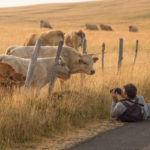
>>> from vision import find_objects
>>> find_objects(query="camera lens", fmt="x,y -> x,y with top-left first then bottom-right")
115,88 -> 122,94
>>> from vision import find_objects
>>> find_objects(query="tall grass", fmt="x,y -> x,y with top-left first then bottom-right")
0,0 -> 150,148
0,28 -> 150,149
0,55 -> 150,149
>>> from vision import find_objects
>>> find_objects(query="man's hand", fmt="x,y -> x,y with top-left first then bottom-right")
111,91 -> 118,103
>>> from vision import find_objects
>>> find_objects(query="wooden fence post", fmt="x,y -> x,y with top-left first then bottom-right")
133,40 -> 138,65
82,39 -> 87,54
101,42 -> 105,72
48,40 -> 64,97
117,38 -> 123,71
80,39 -> 87,88
25,39 -> 41,88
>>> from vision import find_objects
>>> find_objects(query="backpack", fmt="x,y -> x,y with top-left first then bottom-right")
117,98 -> 144,122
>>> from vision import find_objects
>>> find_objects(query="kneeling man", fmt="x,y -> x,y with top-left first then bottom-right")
110,83 -> 150,122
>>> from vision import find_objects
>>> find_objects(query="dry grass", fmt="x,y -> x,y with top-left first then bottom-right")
0,0 -> 150,149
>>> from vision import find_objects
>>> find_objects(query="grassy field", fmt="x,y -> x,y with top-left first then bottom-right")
0,0 -> 150,149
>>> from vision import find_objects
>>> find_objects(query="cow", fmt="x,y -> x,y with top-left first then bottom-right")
26,30 -> 64,46
0,74 -> 16,89
0,55 -> 70,95
6,46 -> 99,90
129,26 -> 138,32
40,20 -> 52,29
85,24 -> 98,30
64,30 -> 85,51
0,62 -> 26,93
0,62 -> 25,84
100,24 -> 113,31
0,73 -> 25,97
6,46 -> 98,75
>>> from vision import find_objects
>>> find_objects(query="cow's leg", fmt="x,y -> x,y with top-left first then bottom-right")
60,79 -> 65,91
80,73 -> 85,88
35,87 -> 41,98
35,81 -> 46,98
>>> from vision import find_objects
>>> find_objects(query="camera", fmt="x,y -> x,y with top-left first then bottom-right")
110,88 -> 122,95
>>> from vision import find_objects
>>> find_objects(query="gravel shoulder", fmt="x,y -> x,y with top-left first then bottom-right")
10,120 -> 123,150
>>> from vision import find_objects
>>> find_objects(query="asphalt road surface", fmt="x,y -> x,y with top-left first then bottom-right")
66,119 -> 150,150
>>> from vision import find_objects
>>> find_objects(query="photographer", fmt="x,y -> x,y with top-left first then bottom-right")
110,83 -> 150,122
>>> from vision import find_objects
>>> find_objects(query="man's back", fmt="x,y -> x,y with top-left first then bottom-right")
111,96 -> 150,120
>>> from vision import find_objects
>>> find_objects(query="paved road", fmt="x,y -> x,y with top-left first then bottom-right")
66,119 -> 150,150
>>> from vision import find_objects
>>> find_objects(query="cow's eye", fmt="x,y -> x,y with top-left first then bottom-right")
9,76 -> 13,80
82,62 -> 87,65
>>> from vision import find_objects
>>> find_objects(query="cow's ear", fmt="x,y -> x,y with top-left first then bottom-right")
79,58 -> 84,64
93,57 -> 99,63
79,59 -> 87,65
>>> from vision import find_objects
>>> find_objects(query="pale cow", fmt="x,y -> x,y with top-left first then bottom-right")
6,46 -> 99,75
40,20 -> 52,29
26,30 -> 64,46
64,30 -> 85,51
85,24 -> 99,30
0,55 -> 70,95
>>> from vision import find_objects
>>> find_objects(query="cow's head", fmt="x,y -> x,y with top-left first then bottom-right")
76,30 -> 86,47
70,54 -> 98,75
77,30 -> 85,39
56,56 -> 70,80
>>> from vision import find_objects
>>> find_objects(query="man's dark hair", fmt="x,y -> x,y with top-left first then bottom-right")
123,83 -> 137,99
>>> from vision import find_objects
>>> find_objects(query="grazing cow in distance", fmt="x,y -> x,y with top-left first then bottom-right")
85,24 -> 99,30
0,55 -> 70,95
64,30 -> 85,51
100,24 -> 113,31
40,20 -> 52,29
129,26 -> 138,32
26,30 -> 64,46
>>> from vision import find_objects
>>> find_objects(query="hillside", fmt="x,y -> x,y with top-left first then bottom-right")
0,0 -> 150,30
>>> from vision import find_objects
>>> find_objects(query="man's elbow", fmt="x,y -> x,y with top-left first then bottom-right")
110,113 -> 117,118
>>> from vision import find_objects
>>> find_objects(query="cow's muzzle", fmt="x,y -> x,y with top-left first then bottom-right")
90,70 -> 95,75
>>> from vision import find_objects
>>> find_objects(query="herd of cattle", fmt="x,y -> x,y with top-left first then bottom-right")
0,29 -> 99,95
40,20 -> 139,32
1,19 -> 139,95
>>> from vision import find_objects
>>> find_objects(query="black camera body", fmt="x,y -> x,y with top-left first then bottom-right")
110,88 -> 122,95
